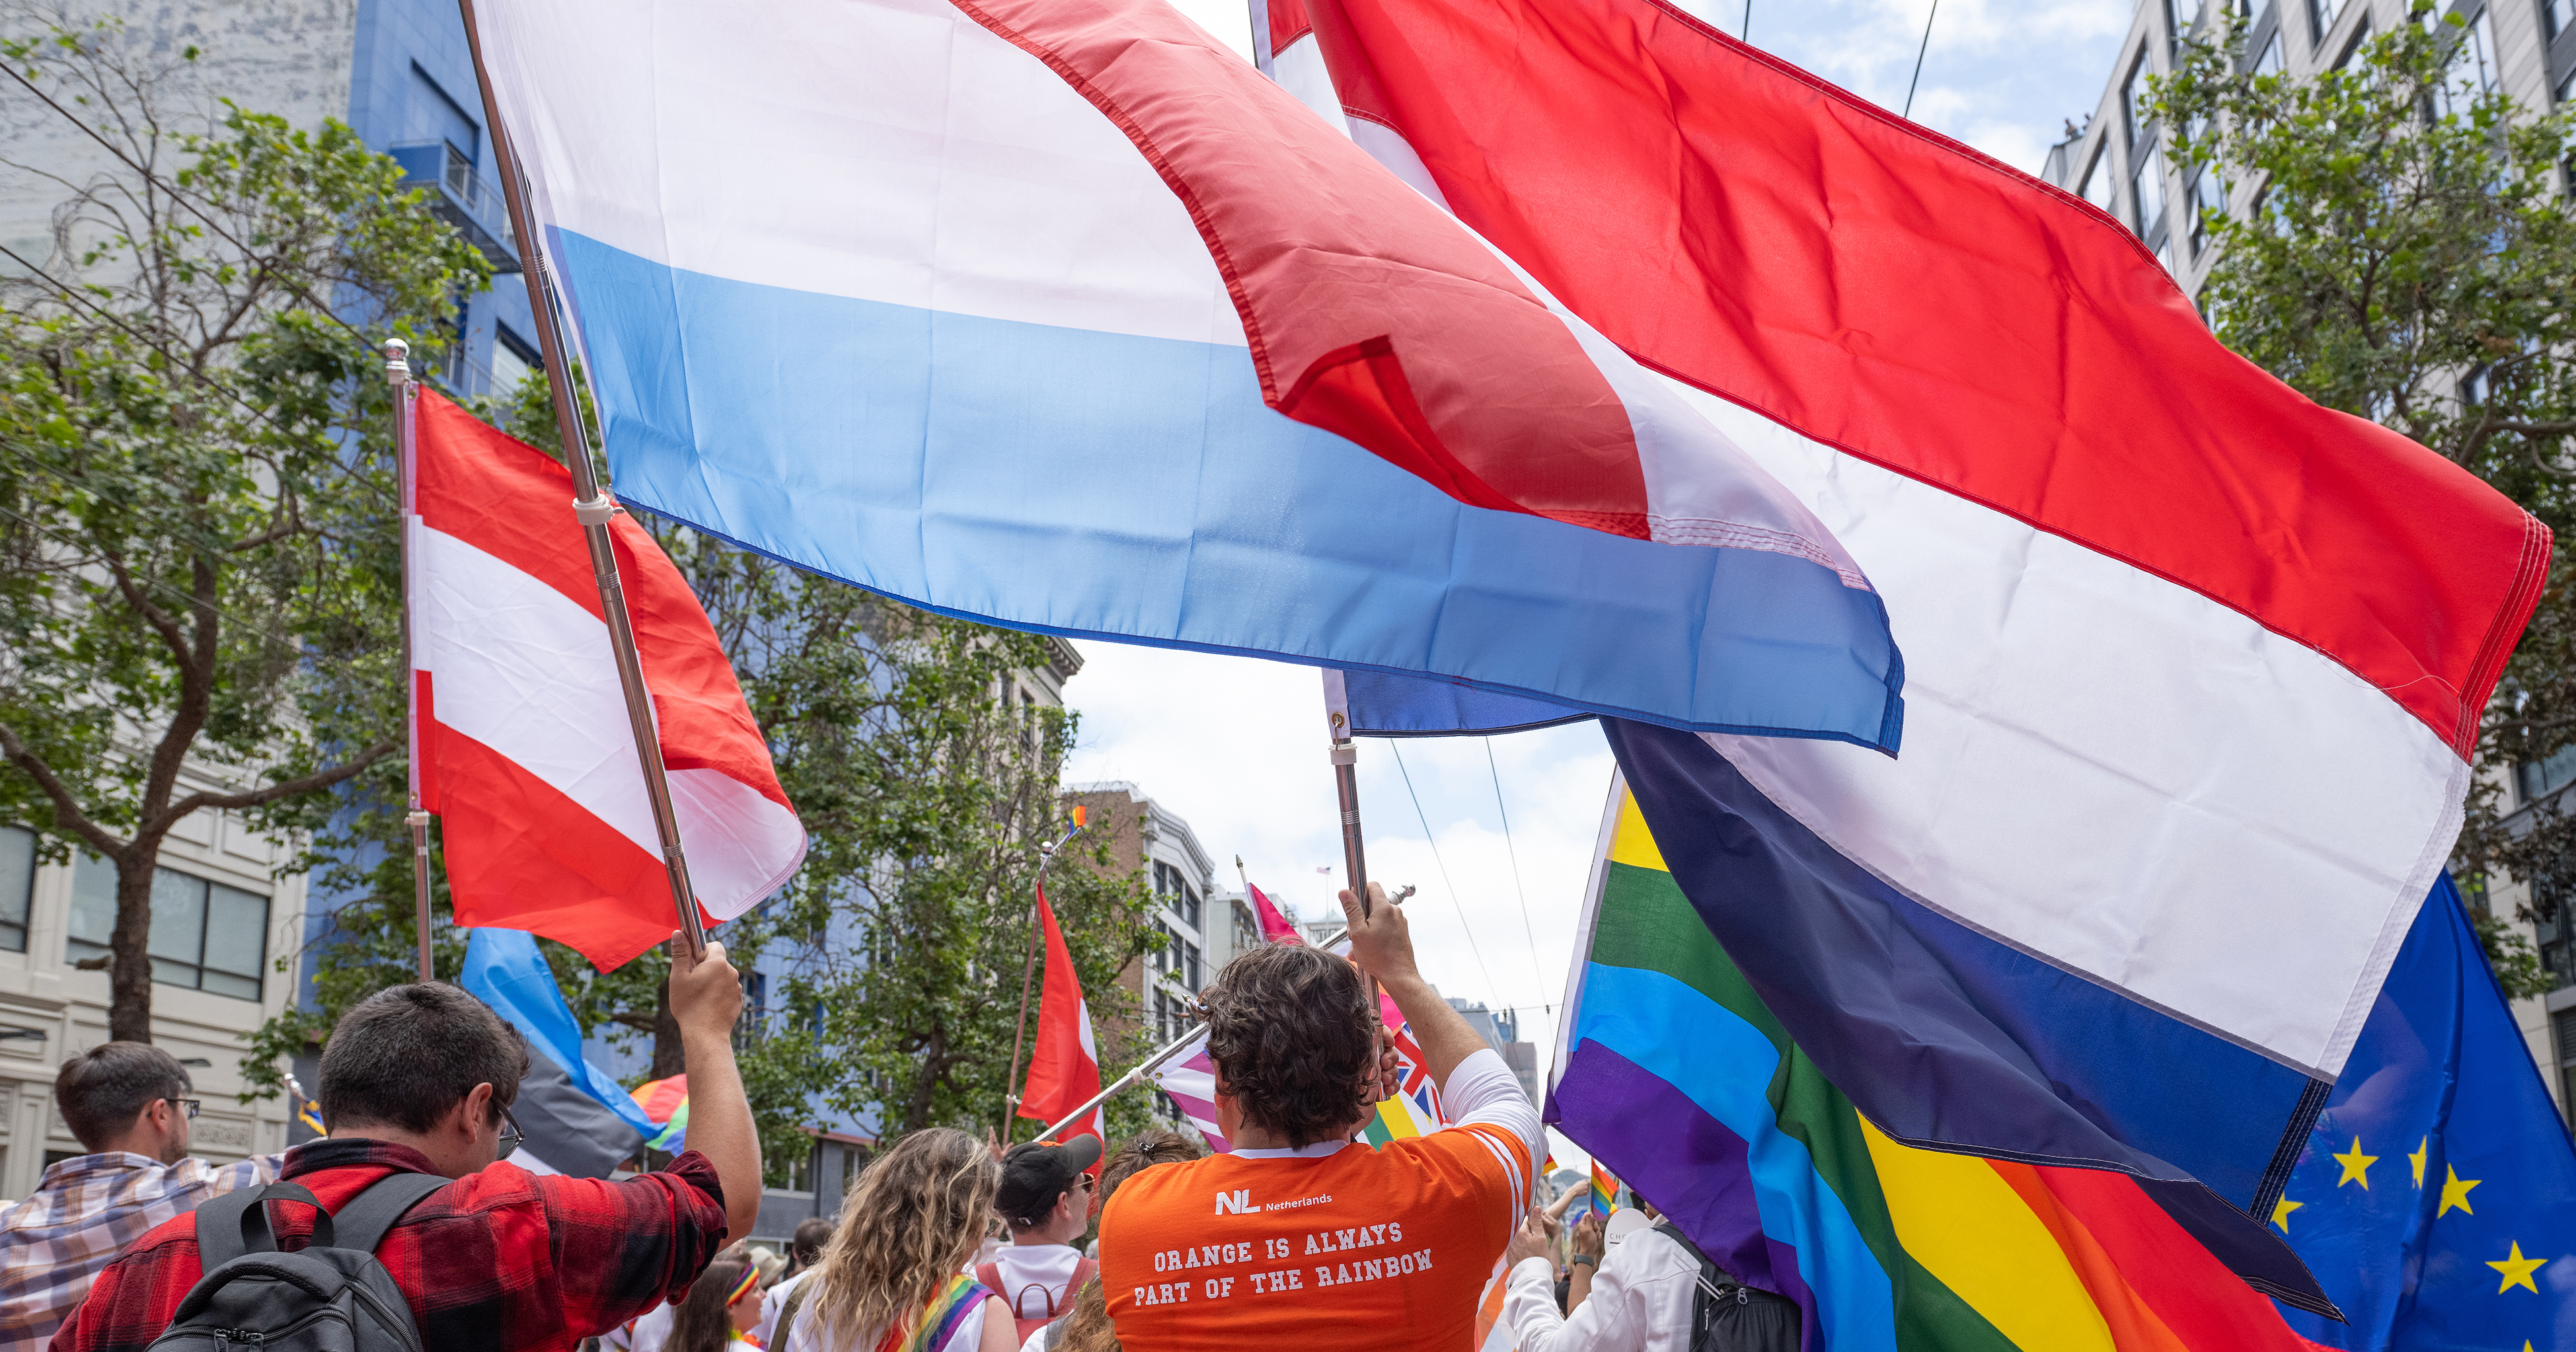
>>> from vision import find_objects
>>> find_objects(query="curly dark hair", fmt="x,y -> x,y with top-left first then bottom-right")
1202,943 -> 1375,1148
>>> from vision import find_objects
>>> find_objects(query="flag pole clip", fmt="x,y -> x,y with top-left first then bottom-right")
572,493 -> 619,527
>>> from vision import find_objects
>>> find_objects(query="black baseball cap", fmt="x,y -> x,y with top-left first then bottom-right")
995,1135 -> 1104,1227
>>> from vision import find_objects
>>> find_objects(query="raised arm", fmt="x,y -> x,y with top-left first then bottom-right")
668,935 -> 761,1242
1342,882 -> 1490,1086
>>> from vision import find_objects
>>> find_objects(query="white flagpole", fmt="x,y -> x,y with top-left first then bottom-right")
451,0 -> 710,959
389,338 -> 434,983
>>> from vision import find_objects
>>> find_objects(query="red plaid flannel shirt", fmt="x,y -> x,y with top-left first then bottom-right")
49,1139 -> 728,1352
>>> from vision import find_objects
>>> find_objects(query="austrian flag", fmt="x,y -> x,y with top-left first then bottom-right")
402,389 -> 806,970
1019,884 -> 1104,1148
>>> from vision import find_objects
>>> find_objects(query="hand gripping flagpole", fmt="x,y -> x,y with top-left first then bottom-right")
389,338 -> 434,983
1002,810 -> 1087,1145
454,0 -> 710,959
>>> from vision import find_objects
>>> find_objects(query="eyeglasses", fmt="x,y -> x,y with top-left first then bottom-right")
1073,1175 -> 1094,1192
169,1098 -> 200,1120
496,1106 -> 523,1154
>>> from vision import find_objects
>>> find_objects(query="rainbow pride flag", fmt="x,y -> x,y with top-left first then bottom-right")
630,1073 -> 689,1152
1550,784 -> 2340,1350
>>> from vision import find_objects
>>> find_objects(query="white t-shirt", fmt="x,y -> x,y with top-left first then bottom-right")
754,1269 -> 814,1348
785,1300 -> 989,1352
603,1301 -> 674,1352
985,1244 -> 1084,1322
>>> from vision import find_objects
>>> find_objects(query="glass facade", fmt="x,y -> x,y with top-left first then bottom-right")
68,854 -> 267,1000
0,825 -> 30,953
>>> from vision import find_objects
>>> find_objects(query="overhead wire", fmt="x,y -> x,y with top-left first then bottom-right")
1904,0 -> 1940,119
2,61 -> 381,351
1484,737 -> 1552,995
1387,739 -> 1504,1013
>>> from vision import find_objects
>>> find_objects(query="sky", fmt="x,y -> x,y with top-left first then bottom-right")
1059,0 -> 2139,1170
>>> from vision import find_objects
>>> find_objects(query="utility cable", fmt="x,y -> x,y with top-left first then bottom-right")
2,62 -> 379,350
1484,738 -> 1551,995
1388,739 -> 1504,1012
0,240 -> 301,437
1905,0 -> 1940,118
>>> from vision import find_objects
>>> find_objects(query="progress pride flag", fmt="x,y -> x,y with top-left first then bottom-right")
1263,0 -> 2549,1310
404,389 -> 806,969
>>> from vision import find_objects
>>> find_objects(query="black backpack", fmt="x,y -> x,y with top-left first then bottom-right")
1650,1221 -> 1802,1352
149,1174 -> 448,1352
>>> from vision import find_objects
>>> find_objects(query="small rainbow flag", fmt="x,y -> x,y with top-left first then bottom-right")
1589,1161 -> 1619,1218
630,1073 -> 689,1151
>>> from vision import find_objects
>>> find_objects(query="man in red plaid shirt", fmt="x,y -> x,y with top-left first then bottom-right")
52,936 -> 761,1352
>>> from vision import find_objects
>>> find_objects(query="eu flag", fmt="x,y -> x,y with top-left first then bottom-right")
2275,875 -> 2575,1350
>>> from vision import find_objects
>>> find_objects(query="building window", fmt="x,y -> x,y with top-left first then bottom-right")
2191,169 -> 2228,251
1151,861 -> 1202,931
67,855 -> 268,1000
2163,0 -> 2183,53
2254,30 -> 2284,75
2522,745 -> 2576,804
490,326 -> 539,398
2134,145 -> 2168,237
2550,0 -> 2573,40
2540,885 -> 2576,991
765,1139 -> 814,1193
2556,1010 -> 2576,1124
0,825 -> 31,953
2080,147 -> 2117,213
1182,940 -> 1203,992
2123,52 -> 2153,145
2310,0 -> 2339,45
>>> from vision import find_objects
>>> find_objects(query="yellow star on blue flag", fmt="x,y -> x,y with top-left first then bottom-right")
2270,877 -> 2575,1350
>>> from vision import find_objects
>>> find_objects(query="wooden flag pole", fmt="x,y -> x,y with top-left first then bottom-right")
453,0 -> 709,959
1320,671 -> 1389,1083
389,338 -> 434,983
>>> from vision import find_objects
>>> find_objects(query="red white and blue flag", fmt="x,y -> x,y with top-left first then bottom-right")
471,0 -> 1904,755
1256,0 -> 2550,1309
404,390 -> 807,970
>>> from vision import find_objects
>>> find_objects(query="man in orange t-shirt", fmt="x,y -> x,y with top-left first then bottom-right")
1099,882 -> 1540,1351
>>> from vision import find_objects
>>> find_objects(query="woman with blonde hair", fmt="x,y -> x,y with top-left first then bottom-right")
785,1127 -> 1015,1352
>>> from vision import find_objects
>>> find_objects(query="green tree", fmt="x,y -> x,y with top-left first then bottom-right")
0,19 -> 487,1041
2152,7 -> 2576,998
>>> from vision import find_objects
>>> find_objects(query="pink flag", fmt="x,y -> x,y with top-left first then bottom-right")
404,389 -> 807,969
1248,882 -> 1303,946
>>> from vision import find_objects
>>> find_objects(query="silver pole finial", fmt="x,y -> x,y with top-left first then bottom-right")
383,337 -> 410,385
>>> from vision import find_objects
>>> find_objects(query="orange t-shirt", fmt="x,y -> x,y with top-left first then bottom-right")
1100,1124 -> 1531,1351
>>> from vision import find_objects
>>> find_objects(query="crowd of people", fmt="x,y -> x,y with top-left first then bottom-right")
0,885 -> 1793,1352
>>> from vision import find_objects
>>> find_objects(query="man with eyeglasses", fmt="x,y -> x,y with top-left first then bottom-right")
0,1043 -> 285,1352
981,1135 -> 1105,1345
56,938 -> 761,1352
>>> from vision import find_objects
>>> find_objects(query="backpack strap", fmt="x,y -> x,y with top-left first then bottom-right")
194,1182 -> 332,1269
1063,1258 -> 1096,1311
974,1261 -> 1003,1302
330,1170 -> 450,1254
776,1278 -> 814,1351
1651,1219 -> 1727,1347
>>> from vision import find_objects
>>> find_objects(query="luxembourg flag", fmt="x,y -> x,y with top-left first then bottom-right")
1258,0 -> 2552,1310
467,0 -> 1905,753
1020,885 -> 1104,1149
404,389 -> 808,970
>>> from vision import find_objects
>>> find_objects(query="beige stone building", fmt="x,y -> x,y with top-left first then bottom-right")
0,805 -> 305,1202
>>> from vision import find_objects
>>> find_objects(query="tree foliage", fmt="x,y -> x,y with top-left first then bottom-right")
0,17 -> 486,1041
2152,7 -> 2576,996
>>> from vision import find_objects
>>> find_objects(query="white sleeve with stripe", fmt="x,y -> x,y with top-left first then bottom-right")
1439,1047 -> 1542,1219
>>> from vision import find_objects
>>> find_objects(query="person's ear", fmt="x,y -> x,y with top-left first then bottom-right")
460,1082 -> 496,1139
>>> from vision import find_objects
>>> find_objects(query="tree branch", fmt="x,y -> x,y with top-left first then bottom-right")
155,740 -> 396,821
0,719 -> 128,858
